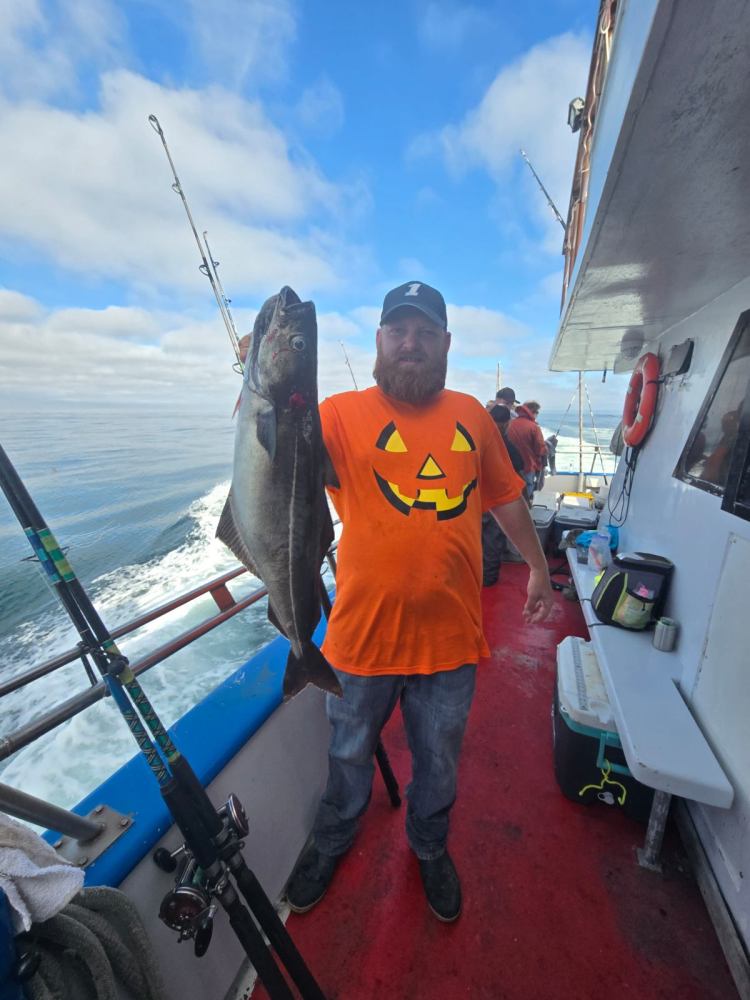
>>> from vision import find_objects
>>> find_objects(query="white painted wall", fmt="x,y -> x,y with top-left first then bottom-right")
609,275 -> 750,945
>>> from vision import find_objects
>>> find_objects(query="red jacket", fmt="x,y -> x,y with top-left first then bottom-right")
506,406 -> 547,473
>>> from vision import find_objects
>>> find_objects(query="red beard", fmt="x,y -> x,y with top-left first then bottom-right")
373,348 -> 447,404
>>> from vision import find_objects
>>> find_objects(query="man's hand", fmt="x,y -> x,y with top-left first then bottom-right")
489,497 -> 555,625
523,567 -> 555,624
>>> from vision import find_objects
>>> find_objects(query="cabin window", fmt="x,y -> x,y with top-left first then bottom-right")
675,311 -> 750,518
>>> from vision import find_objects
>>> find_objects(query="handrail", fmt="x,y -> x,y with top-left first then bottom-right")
0,579 -> 267,761
0,565 -> 250,699
0,541 -> 339,761
0,780 -> 103,841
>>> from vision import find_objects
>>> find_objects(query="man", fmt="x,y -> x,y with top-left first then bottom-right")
482,405 -> 524,587
285,281 -> 553,922
488,405 -> 524,473
545,433 -> 558,476
495,386 -> 518,417
506,400 -> 547,502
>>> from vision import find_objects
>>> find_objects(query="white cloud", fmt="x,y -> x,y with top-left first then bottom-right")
419,32 -> 590,247
0,289 -> 44,322
538,270 -> 564,300
396,259 -> 430,280
0,293 -> 377,409
0,0 -> 126,101
295,78 -> 345,136
350,305 -> 381,331
186,0 -> 297,90
317,312 -> 362,342
416,2 -> 491,51
0,289 -> 628,413
448,304 -> 528,358
0,297 -> 238,409
0,70 -> 370,297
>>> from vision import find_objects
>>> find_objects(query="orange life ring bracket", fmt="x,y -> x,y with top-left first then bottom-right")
622,352 -> 660,448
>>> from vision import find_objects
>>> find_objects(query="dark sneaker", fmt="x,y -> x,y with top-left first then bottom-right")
418,851 -> 462,922
285,843 -> 339,913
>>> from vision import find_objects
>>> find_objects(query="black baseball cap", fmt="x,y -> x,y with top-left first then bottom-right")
380,281 -> 448,329
496,386 -> 517,403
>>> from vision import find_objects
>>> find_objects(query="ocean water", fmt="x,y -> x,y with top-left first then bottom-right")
0,407 -> 280,813
538,409 -> 620,477
0,402 -> 619,817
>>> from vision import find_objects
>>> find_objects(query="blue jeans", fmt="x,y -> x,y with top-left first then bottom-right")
522,470 -> 536,500
312,663 -> 477,861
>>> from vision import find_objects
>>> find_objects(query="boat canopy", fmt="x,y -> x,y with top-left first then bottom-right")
551,0 -> 750,373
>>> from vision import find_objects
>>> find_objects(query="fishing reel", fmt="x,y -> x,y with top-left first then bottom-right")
154,793 -> 249,957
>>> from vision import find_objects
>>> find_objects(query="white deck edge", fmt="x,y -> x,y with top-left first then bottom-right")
565,550 -> 733,808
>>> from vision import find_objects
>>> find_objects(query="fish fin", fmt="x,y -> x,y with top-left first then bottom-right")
216,493 -> 261,576
283,643 -> 343,701
323,445 -> 340,489
267,600 -> 286,637
231,393 -> 241,419
256,407 -> 277,459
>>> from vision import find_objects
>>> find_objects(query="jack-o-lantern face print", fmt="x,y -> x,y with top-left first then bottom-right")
372,420 -> 478,520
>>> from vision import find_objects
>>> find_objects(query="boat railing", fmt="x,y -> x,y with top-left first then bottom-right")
561,0 -> 619,305
0,543 -> 339,764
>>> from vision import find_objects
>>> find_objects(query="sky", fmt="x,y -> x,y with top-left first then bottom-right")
0,0 -> 626,417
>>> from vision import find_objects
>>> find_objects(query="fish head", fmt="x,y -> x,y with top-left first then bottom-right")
248,286 -> 317,404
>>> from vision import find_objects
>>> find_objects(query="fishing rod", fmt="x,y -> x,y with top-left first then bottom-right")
554,389 -> 578,436
519,149 -> 566,231
583,380 -> 610,482
148,114 -> 242,366
202,229 -> 243,370
339,341 -> 359,391
0,443 -> 326,1000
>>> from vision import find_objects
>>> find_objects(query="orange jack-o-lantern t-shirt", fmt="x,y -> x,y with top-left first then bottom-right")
320,387 -> 524,676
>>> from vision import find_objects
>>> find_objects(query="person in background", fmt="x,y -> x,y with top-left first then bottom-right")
525,401 -> 541,419
482,405 -> 525,586
506,400 -> 547,503
544,434 -> 557,476
282,281 -> 553,924
490,405 -> 524,474
544,434 -> 558,476
495,386 -> 518,417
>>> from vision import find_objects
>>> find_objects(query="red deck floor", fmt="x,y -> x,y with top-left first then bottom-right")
256,563 -> 736,999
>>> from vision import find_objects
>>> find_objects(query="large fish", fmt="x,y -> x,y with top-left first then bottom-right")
217,286 -> 342,700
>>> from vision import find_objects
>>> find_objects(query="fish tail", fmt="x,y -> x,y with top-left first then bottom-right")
283,643 -> 343,701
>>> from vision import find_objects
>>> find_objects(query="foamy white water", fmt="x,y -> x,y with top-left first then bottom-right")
0,482 -> 279,814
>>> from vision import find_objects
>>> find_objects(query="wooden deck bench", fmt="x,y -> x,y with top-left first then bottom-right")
564,549 -> 733,869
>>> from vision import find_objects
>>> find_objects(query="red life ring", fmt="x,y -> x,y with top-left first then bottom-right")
622,352 -> 659,448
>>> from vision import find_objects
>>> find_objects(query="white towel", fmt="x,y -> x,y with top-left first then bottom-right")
0,812 -> 85,933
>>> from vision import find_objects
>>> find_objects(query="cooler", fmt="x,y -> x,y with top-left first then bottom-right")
531,505 -> 556,553
552,636 -> 654,822
552,507 -> 599,551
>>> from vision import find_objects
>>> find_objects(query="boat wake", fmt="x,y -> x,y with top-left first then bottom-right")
0,482 -> 278,817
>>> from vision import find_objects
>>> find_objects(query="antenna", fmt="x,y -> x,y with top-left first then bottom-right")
519,149 -> 566,231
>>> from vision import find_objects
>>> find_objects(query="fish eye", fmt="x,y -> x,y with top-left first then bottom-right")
290,336 -> 306,351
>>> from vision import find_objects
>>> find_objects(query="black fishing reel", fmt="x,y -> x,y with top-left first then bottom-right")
158,856 -> 216,956
154,793 -> 249,957
219,791 -> 249,839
